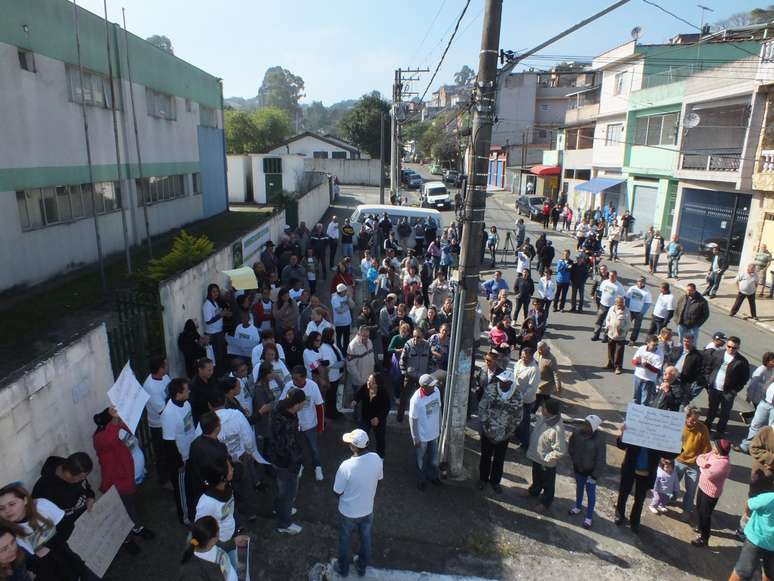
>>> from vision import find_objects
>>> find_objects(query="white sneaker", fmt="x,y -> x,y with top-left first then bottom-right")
648,506 -> 659,514
656,505 -> 668,514
276,523 -> 302,535
291,507 -> 298,516
298,466 -> 304,478
315,466 -> 324,481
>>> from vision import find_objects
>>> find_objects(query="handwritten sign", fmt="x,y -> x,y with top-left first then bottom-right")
107,362 -> 149,435
622,402 -> 684,453
68,487 -> 133,578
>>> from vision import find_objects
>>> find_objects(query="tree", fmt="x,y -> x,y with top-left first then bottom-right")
302,101 -> 332,133
224,107 -> 290,154
145,35 -> 174,54
257,66 -> 305,121
715,5 -> 774,28
453,65 -> 475,86
253,107 -> 291,151
338,92 -> 391,159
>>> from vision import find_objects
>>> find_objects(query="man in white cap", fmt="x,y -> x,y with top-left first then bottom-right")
333,428 -> 383,577
477,367 -> 523,493
409,374 -> 443,490
331,282 -> 355,352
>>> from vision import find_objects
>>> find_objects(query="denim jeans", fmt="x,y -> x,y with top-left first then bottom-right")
301,428 -> 321,468
415,438 -> 439,482
337,512 -> 373,576
675,461 -> 699,513
629,311 -> 644,343
573,473 -> 597,519
274,466 -> 299,528
667,256 -> 680,278
706,272 -> 722,296
633,377 -> 656,406
518,403 -> 532,449
341,243 -> 353,258
741,401 -> 774,453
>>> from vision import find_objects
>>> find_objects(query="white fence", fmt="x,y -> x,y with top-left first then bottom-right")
304,158 -> 382,186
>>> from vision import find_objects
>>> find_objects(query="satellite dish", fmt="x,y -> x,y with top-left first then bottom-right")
684,112 -> 701,129
631,26 -> 643,40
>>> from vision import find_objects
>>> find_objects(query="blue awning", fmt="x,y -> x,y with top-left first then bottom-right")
574,177 -> 626,194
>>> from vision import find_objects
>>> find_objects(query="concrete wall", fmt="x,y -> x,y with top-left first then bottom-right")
227,155 -> 251,203
298,181 -> 331,229
0,324 -> 113,489
592,114 -> 626,169
492,72 -> 537,147
249,155 -> 305,204
198,126 -> 228,218
268,135 -> 355,159
303,158 -> 382,186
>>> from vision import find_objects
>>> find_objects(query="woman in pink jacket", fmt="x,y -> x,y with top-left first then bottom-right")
692,439 -> 732,547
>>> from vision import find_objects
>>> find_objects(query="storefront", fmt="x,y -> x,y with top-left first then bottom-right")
574,177 -> 627,216
529,165 -> 561,202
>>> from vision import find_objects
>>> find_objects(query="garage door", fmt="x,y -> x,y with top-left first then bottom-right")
630,185 -> 658,238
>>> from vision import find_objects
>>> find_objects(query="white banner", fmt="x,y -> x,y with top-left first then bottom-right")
107,361 -> 150,435
622,402 -> 684,453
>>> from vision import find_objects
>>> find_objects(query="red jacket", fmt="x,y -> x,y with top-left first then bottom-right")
93,421 -> 136,495
330,271 -> 354,294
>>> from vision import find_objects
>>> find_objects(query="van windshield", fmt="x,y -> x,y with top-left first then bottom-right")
427,187 -> 447,196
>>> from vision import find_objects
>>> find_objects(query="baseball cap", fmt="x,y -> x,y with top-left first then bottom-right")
496,368 -> 514,383
342,429 -> 369,449
713,331 -> 727,342
386,293 -> 398,301
585,414 -> 602,433
336,283 -> 347,293
419,374 -> 438,387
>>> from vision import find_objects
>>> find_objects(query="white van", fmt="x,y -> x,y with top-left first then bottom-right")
350,204 -> 443,249
421,181 -> 452,210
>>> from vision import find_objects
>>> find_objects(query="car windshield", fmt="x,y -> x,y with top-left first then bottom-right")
530,197 -> 544,205
427,187 -> 447,196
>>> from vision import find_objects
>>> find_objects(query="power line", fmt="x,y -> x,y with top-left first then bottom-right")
410,0 -> 449,64
419,0 -> 472,103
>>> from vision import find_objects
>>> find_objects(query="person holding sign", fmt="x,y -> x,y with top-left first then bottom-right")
178,516 -> 237,581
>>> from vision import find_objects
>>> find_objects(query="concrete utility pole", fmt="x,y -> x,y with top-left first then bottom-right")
390,67 -> 429,203
441,0 -> 502,477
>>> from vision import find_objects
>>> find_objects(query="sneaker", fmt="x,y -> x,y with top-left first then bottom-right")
656,506 -> 668,514
648,506 -> 659,514
276,523 -> 302,535
315,466 -> 324,481
132,526 -> 155,540
691,537 -> 707,547
568,506 -> 582,515
271,507 -> 298,517
582,518 -> 593,529
614,367 -> 622,375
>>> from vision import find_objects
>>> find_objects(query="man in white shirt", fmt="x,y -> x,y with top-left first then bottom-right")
327,217 -> 340,269
514,347 -> 540,449
631,335 -> 663,406
331,283 -> 355,352
280,366 -> 325,481
537,269 -> 557,316
228,311 -> 260,359
142,355 -> 171,486
333,429 -> 383,577
251,330 -> 286,368
625,277 -> 653,344
409,374 -> 442,490
730,263 -> 759,321
591,270 -> 625,342
648,282 -> 675,336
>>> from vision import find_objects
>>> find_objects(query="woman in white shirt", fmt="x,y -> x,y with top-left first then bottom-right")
320,327 -> 345,419
256,344 -> 290,385
304,307 -> 333,339
202,284 -> 231,372
303,331 -> 330,396
179,516 -> 238,581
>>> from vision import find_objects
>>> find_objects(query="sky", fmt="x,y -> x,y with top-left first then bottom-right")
78,0 -> 764,105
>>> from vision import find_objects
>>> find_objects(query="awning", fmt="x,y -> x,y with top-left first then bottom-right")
529,165 -> 561,176
574,177 -> 626,193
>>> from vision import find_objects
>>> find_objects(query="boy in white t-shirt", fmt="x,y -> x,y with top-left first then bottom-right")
280,366 -> 325,481
333,429 -> 383,577
142,355 -> 171,485
409,374 -> 442,490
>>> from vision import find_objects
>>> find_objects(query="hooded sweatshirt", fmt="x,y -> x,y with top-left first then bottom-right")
527,413 -> 567,468
568,429 -> 606,478
31,456 -> 95,540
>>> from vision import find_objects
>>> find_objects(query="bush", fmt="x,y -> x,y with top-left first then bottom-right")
144,230 -> 215,283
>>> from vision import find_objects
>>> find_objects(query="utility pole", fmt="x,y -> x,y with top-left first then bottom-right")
390,67 -> 429,203
379,112 -> 386,204
440,0 -> 502,477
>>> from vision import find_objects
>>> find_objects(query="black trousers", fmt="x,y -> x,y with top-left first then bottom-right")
515,297 -> 531,322
731,293 -> 757,318
479,435 -> 508,485
325,379 -> 341,417
706,389 -> 736,434
336,325 -> 351,353
398,376 -> 418,422
571,283 -> 585,311
553,283 -> 570,311
592,306 -> 609,339
648,315 -> 668,336
361,420 -> 386,458
150,427 -> 168,484
616,471 -> 649,527
528,462 -> 557,507
328,240 -> 338,268
696,488 -> 719,541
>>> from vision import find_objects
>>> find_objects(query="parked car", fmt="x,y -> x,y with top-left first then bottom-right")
429,163 -> 444,175
517,195 -> 546,221
407,173 -> 423,189
443,170 -> 460,185
421,181 -> 452,210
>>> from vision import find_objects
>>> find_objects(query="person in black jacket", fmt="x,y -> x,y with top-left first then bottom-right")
310,223 -> 330,278
352,373 -> 391,458
614,428 -> 675,533
187,412 -> 229,511
189,358 -> 218,424
675,283 -> 710,343
569,255 -> 589,313
269,388 -> 306,535
665,334 -> 705,404
705,336 -> 751,435
31,454 -> 95,541
178,319 -> 207,378
513,270 -> 534,324
653,366 -> 686,411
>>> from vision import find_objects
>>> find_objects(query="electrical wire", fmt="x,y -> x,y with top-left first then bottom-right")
419,0 -> 472,103
409,0 -> 449,65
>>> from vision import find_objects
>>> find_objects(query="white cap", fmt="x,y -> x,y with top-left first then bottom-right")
585,414 -> 602,432
342,428 -> 369,449
496,368 -> 514,383
419,374 -> 438,387
336,283 -> 347,293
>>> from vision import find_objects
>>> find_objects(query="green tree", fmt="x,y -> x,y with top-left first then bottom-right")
257,66 -> 305,121
224,107 -> 290,154
302,101 -> 332,133
224,110 -> 258,154
715,5 -> 774,28
453,65 -> 475,86
253,107 -> 291,150
145,34 -> 173,54
338,92 -> 391,159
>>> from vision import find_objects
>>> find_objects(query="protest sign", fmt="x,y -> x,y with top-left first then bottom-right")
107,361 -> 149,434
68,487 -> 134,578
621,402 -> 684,453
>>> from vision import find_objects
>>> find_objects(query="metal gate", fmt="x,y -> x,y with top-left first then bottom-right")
631,184 -> 658,238
263,157 -> 283,201
106,288 -> 165,464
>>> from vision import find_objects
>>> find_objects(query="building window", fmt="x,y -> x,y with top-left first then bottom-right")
145,88 -> 177,120
613,72 -> 625,96
313,151 -> 329,159
192,172 -> 202,195
605,123 -> 624,146
564,169 -> 574,179
199,106 -> 218,128
576,169 -> 592,180
633,113 -> 679,146
18,49 -> 36,72
331,151 -> 346,159
16,181 -> 121,231
66,65 -> 114,109
136,175 -> 186,205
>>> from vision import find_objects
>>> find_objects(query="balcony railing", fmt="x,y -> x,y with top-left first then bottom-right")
680,150 -> 742,172
759,150 -> 774,173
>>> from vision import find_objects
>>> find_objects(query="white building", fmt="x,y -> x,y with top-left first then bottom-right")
267,132 -> 364,159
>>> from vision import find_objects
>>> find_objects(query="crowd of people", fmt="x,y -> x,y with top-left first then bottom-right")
2,200 -> 774,581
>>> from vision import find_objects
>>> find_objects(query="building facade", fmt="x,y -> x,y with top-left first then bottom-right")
268,132 -> 363,159
1,0 -> 227,291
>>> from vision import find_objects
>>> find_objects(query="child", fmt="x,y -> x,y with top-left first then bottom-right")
649,457 -> 679,514
179,516 -> 238,581
692,439 -> 732,547
568,414 -> 606,529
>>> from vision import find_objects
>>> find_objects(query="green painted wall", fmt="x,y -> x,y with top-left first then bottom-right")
1,0 -> 221,108
0,162 -> 200,191
637,41 -> 761,78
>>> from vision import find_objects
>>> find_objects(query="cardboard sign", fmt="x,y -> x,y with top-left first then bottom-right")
107,362 -> 150,435
68,487 -> 134,578
622,402 -> 684,453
